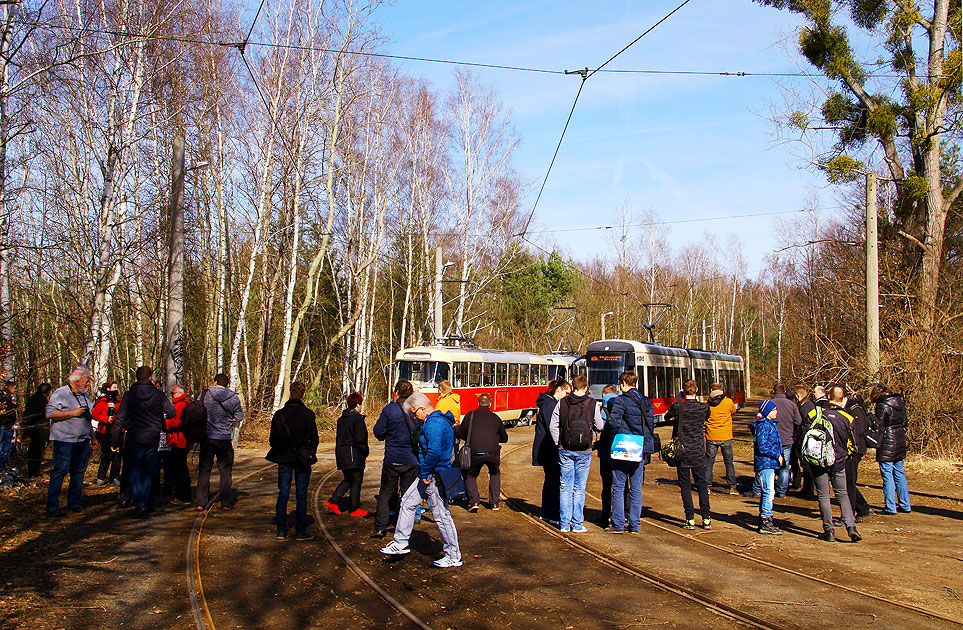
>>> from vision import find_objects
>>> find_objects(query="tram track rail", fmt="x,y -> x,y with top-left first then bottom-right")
500,440 -> 963,629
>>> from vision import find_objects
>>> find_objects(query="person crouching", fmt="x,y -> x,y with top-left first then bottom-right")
327,392 -> 370,517
751,400 -> 784,535
380,393 -> 462,568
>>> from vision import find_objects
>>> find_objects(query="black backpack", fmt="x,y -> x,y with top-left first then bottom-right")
180,400 -> 208,444
560,397 -> 594,451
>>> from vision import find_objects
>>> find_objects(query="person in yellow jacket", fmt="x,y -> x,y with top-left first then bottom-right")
704,384 -> 738,494
435,381 -> 461,425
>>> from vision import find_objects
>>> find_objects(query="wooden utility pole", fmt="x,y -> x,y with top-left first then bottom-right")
163,133 -> 186,392
866,172 -> 880,379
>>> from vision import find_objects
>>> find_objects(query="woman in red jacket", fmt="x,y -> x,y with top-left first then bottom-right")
163,385 -> 194,504
92,382 -> 122,485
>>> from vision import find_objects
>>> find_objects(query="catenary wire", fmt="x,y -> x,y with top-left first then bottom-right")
520,208 -> 817,236
588,0 -> 693,79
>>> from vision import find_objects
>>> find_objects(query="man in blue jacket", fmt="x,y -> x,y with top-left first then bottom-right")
371,380 -> 418,538
380,392 -> 462,568
604,371 -> 655,533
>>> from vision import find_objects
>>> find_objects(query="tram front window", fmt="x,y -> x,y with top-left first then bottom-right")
587,351 -> 633,389
397,361 -> 449,388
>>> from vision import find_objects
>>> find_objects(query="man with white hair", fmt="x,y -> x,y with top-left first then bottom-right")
380,392 -> 462,568
45,367 -> 96,517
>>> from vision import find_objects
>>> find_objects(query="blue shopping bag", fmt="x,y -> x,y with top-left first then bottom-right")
610,433 -> 645,462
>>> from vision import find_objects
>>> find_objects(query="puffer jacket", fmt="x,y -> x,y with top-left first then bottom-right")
532,392 -> 557,466
203,385 -> 243,441
750,415 -> 782,472
165,393 -> 194,450
874,393 -> 908,463
334,408 -> 369,470
418,409 -> 455,479
92,394 -> 122,435
607,388 -> 655,446
705,394 -> 736,441
266,398 -> 319,470
667,398 -> 710,467
435,392 -> 461,425
373,400 -> 420,467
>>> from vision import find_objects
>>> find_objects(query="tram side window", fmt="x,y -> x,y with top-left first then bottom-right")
452,362 -> 468,388
646,366 -> 659,399
539,365 -> 549,385
670,367 -> 683,397
468,363 -> 481,387
509,364 -> 520,386
495,363 -> 507,386
548,365 -> 566,382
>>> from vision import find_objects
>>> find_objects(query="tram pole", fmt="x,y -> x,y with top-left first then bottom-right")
865,172 -> 880,379
163,133 -> 186,393
434,246 -> 443,344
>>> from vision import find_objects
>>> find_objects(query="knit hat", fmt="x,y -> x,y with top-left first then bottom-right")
709,388 -> 724,398
758,399 -> 778,419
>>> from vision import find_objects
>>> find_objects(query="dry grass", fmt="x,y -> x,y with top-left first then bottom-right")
904,453 -> 963,479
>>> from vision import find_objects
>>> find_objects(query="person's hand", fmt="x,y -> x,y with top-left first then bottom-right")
73,406 -> 85,417
422,477 -> 433,485
111,447 -> 120,453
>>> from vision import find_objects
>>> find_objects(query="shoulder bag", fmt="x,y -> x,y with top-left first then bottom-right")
660,402 -> 686,467
457,412 -> 474,470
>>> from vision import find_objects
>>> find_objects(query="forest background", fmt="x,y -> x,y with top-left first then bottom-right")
0,0 -> 960,456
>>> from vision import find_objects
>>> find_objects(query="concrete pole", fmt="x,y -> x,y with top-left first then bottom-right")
601,311 -> 613,339
744,336 -> 751,398
434,246 -> 443,344
866,172 -> 880,378
164,133 -> 186,392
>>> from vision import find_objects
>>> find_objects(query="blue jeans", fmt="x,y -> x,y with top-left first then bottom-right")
879,460 -> 911,512
277,464 -> 312,535
126,441 -> 160,510
46,440 -> 91,513
559,449 -> 592,529
753,445 -> 792,495
0,426 -> 13,469
756,468 -> 776,518
611,460 -> 644,530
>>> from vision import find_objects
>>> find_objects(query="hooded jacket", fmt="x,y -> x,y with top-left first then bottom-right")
165,393 -> 193,450
874,393 -> 908,463
549,391 -> 604,454
607,388 -> 655,444
705,394 -> 736,442
532,392 -> 557,466
418,409 -> 455,479
435,392 -> 461,425
819,404 -> 855,472
203,385 -> 243,441
373,400 -> 419,467
92,394 -> 122,435
750,414 -> 782,472
266,398 -> 320,470
112,380 -> 176,447
335,408 -> 369,470
666,398 -> 710,467
772,393 -> 803,446
844,397 -> 870,456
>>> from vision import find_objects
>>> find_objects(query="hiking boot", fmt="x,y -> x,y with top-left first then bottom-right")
45,508 -> 66,518
682,519 -> 696,530
325,501 -> 341,515
702,518 -> 712,530
740,491 -> 760,498
431,555 -> 462,568
370,529 -> 386,539
847,526 -> 862,542
348,508 -> 369,518
380,540 -> 410,555
295,532 -> 316,541
604,526 -> 624,534
817,529 -> 836,542
758,517 -> 783,535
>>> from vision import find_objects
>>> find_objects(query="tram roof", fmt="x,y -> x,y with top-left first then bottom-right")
587,339 -> 743,362
395,346 -> 576,364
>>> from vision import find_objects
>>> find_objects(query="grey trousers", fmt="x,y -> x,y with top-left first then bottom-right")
393,477 -> 461,561
813,466 -> 854,531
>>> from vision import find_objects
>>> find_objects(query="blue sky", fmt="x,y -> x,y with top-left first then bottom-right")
252,1 -> 851,276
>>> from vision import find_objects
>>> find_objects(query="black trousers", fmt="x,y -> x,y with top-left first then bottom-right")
96,432 -> 122,481
464,453 -> 501,506
24,428 -> 48,477
330,468 -> 365,511
374,462 -> 419,531
195,439 -> 234,507
163,447 -> 192,502
677,464 -> 711,520
540,459 -> 561,522
845,454 -> 871,516
598,444 -> 613,523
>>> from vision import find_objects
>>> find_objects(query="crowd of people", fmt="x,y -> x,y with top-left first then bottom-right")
9,362 -> 915,569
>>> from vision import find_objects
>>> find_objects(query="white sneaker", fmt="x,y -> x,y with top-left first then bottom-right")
432,555 -> 462,568
571,525 -> 588,533
380,540 -> 410,555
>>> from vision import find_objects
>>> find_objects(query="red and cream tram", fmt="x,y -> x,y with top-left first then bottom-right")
586,339 -> 746,422
395,346 -> 583,426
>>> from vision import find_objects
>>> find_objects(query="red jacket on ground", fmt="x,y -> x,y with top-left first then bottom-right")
166,393 -> 194,450
92,395 -> 122,435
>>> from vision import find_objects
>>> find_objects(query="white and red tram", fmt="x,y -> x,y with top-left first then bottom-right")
586,339 -> 746,422
395,346 -> 583,426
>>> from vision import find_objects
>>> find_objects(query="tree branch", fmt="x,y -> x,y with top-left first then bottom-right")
943,177 -> 963,211
890,0 -> 933,30
898,228 -> 930,251
840,68 -> 907,181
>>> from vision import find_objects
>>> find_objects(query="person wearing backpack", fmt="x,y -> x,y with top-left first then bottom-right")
750,400 -> 784,535
604,371 -> 655,534
841,393 -> 873,521
549,374 -> 604,533
810,385 -> 861,542
665,380 -> 711,530
162,385 -> 194,505
326,391 -> 369,517
371,380 -> 419,539
195,373 -> 243,511
869,383 -> 911,515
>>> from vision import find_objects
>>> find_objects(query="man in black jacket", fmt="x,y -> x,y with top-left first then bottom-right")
111,366 -> 176,518
455,393 -> 508,512
371,380 -> 418,538
842,393 -> 873,521
266,381 -> 319,540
